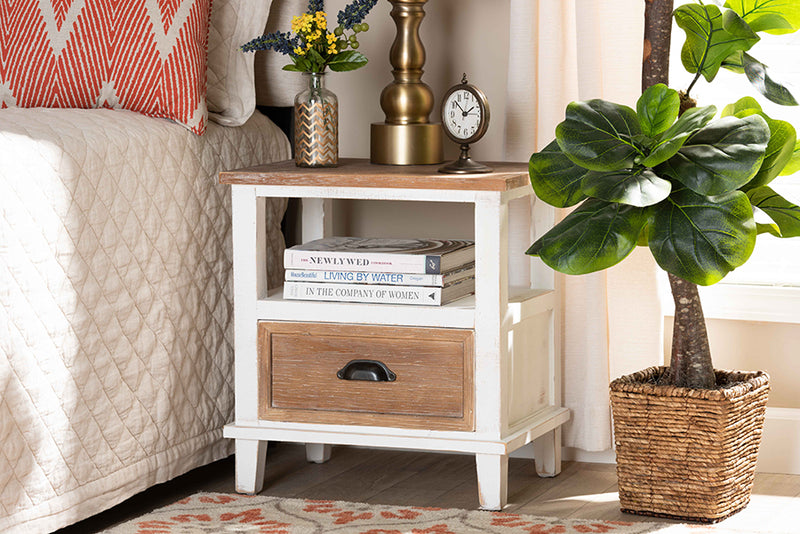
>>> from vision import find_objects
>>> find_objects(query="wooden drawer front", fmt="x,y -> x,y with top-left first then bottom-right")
258,322 -> 474,431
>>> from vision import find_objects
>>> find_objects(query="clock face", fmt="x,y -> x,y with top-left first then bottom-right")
443,88 -> 486,141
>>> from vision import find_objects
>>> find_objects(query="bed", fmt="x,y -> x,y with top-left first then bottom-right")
0,1 -> 298,532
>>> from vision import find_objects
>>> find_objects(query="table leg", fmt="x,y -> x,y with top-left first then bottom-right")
475,453 -> 508,510
235,439 -> 268,494
305,443 -> 332,464
533,427 -> 562,477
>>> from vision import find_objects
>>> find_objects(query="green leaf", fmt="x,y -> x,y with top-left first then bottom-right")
721,96 -> 762,116
748,186 -> 800,237
675,3 -> 760,82
526,199 -> 648,275
580,168 -> 672,207
288,55 -> 314,72
328,51 -> 368,71
306,47 -> 326,67
756,221 -> 783,236
648,188 -> 756,285
746,116 -> 796,189
656,114 -> 770,196
528,140 -> 589,208
779,139 -> 800,175
724,0 -> 800,33
722,50 -> 746,73
555,99 -> 643,172
720,101 -> 796,189
742,53 -> 800,106
637,84 -> 679,137
642,105 -> 717,167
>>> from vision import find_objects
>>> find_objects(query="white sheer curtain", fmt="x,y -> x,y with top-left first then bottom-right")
504,0 -> 664,451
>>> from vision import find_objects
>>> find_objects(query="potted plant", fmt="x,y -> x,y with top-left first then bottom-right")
526,0 -> 799,523
241,0 -> 378,167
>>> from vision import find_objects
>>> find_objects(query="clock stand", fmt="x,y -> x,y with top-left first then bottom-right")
439,143 -> 493,174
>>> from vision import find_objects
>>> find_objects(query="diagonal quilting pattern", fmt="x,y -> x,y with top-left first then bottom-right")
0,107 -> 290,533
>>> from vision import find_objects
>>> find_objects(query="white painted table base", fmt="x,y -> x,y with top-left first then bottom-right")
221,161 -> 569,510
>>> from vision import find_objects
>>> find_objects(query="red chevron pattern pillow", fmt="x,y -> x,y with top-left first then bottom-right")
0,0 -> 212,134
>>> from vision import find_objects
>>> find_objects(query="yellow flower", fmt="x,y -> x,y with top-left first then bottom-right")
292,13 -> 313,33
315,11 -> 327,30
328,46 -> 338,55
294,46 -> 306,56
292,13 -> 313,35
326,33 -> 337,45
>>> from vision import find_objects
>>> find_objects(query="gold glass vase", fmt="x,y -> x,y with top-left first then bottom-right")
294,72 -> 338,167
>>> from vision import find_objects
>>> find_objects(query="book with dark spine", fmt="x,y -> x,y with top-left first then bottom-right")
283,237 -> 475,274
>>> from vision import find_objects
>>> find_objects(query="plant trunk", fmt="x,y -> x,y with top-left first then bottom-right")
643,0 -> 715,389
667,274 -> 716,388
642,0 -> 674,91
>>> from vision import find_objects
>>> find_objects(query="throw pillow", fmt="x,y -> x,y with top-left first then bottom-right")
0,0 -> 212,135
206,0 -> 272,126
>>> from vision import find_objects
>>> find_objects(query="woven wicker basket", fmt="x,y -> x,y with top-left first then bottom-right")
610,366 -> 770,523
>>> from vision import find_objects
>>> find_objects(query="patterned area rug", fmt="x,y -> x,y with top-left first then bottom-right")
101,492 -> 736,533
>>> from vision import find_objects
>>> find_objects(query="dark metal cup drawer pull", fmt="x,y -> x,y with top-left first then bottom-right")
336,359 -> 397,382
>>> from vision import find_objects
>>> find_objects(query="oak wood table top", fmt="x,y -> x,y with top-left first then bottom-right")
219,158 -> 529,192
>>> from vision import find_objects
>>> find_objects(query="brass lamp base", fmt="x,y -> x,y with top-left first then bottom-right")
370,123 -> 443,165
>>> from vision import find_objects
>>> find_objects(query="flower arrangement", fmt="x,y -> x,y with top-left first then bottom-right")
241,0 -> 378,74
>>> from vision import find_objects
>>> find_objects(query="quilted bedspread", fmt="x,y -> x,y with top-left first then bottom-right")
0,108 -> 290,533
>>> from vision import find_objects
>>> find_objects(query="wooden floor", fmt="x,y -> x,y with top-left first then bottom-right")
56,442 -> 800,533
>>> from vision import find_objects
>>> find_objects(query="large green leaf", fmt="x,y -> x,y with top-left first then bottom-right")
642,105 -> 717,167
747,119 -> 796,189
637,84 -> 679,137
327,51 -> 368,71
555,100 -> 643,172
721,99 -> 796,189
526,199 -> 647,275
721,96 -> 762,116
675,3 -> 760,82
580,168 -> 672,207
748,186 -> 800,237
528,140 -> 589,208
648,188 -> 756,285
656,114 -> 769,196
780,139 -> 800,175
724,0 -> 800,33
742,53 -> 799,106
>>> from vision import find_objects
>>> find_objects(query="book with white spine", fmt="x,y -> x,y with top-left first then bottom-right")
283,237 -> 475,274
284,263 -> 475,287
283,277 -> 475,306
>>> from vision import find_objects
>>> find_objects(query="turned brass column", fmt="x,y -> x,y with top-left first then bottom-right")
370,0 -> 443,165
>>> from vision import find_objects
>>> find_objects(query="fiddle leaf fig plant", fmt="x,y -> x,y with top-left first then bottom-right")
526,0 -> 800,390
677,0 -> 800,105
528,85 -> 772,286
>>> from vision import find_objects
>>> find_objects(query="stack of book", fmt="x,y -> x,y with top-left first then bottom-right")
282,237 -> 475,306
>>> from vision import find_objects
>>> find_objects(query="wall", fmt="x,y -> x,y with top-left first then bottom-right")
326,0 -> 510,162
321,0 -> 510,239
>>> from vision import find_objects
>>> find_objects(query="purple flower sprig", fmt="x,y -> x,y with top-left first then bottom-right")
241,0 -> 377,74
337,0 -> 378,30
241,30 -> 299,55
307,0 -> 324,14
